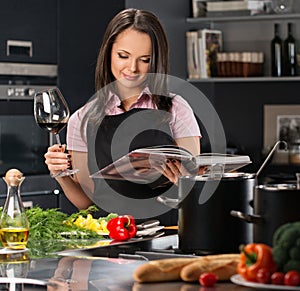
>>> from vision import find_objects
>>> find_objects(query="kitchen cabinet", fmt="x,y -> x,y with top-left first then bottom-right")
0,0 -> 58,64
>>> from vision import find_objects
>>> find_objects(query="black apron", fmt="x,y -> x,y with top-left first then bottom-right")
87,108 -> 178,226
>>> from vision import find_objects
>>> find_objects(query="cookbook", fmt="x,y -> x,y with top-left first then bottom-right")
90,145 -> 251,183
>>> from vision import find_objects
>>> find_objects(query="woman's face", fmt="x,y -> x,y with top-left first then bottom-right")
111,28 -> 152,95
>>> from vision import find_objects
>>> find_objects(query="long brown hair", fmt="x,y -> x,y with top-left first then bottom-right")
82,9 -> 172,133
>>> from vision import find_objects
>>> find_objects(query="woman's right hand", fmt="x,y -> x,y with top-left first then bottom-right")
44,144 -> 71,177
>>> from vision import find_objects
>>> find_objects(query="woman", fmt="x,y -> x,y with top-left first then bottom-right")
45,9 -> 201,224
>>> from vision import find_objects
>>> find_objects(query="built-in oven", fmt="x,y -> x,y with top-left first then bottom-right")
0,62 -> 60,208
0,62 -> 57,176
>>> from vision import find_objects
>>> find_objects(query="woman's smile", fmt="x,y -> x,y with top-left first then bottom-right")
122,73 -> 140,81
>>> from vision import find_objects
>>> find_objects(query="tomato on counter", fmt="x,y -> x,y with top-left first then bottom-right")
199,272 -> 218,287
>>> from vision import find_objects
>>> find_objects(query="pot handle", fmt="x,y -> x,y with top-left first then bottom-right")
230,210 -> 263,224
156,196 -> 180,209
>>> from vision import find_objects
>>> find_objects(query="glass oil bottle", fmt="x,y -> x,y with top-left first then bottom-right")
0,169 -> 29,250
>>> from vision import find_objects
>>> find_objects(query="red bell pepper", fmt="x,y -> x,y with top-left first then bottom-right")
106,215 -> 137,241
237,243 -> 277,282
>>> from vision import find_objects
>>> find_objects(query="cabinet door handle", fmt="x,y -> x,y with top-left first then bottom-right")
6,40 -> 33,57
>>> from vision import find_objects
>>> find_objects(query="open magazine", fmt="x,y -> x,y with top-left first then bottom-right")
90,145 -> 251,183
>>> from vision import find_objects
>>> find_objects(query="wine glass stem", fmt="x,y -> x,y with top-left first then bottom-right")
55,134 -> 61,145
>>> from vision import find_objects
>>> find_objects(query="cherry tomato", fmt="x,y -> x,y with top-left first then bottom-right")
199,272 -> 218,287
256,268 -> 271,284
284,270 -> 300,286
271,272 -> 285,285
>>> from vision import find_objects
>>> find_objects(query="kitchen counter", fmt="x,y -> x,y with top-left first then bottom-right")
0,235 -> 279,290
0,252 -> 256,290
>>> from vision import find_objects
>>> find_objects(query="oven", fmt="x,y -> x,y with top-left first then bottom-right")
0,62 -> 57,176
0,62 -> 60,208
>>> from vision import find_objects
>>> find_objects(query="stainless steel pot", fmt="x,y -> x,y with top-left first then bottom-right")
231,183 -> 300,246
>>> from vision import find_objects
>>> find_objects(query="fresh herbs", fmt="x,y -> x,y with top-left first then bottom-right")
26,206 -> 101,240
24,206 -> 115,258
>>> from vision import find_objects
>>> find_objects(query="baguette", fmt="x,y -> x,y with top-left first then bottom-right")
209,260 -> 239,280
133,254 -> 240,283
180,254 -> 240,282
133,258 -> 197,283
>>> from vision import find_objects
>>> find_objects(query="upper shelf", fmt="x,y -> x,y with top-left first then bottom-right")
186,13 -> 300,23
188,76 -> 300,83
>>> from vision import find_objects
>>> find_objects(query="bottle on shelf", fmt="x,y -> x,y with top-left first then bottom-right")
283,22 -> 298,76
271,23 -> 283,77
0,169 -> 29,250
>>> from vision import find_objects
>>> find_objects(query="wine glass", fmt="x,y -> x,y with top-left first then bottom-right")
34,87 -> 79,178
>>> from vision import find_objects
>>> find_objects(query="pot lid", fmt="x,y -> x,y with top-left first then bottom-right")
257,184 -> 298,191
182,172 -> 255,181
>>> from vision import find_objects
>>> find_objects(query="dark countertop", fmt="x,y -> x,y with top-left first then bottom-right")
0,235 -> 276,290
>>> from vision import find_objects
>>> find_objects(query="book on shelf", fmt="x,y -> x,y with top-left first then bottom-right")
192,0 -> 207,18
186,29 -> 222,79
186,30 -> 202,79
206,0 -> 265,12
90,145 -> 251,183
199,29 -> 223,78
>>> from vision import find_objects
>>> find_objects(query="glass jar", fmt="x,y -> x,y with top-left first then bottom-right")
289,141 -> 300,164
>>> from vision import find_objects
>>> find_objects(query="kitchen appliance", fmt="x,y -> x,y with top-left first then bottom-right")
0,62 -> 57,176
0,61 -> 60,209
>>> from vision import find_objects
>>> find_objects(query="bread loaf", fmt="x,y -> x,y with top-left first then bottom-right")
133,254 -> 240,283
133,258 -> 198,283
180,254 -> 240,282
